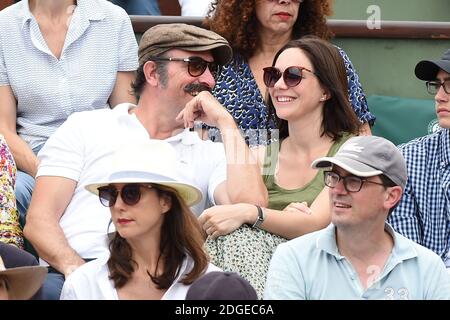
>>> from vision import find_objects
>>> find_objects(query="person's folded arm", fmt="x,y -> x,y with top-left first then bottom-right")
259,188 -> 330,239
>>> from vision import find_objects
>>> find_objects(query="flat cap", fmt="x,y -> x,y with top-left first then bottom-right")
138,23 -> 232,66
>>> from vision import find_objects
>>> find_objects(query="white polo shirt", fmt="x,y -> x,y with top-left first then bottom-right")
37,103 -> 227,263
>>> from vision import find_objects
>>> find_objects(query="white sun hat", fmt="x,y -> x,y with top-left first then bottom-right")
85,140 -> 202,207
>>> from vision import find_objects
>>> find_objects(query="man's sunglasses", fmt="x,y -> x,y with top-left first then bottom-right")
149,56 -> 219,79
97,184 -> 153,207
263,66 -> 316,88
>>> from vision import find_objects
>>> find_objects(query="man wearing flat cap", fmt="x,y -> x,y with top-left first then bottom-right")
24,23 -> 267,299
265,135 -> 450,300
388,48 -> 450,271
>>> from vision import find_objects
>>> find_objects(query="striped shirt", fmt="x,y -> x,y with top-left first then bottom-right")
388,128 -> 450,262
265,223 -> 450,300
0,0 -> 138,149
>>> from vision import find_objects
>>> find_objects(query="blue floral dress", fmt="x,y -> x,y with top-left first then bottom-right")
210,47 -> 375,145
0,135 -> 23,248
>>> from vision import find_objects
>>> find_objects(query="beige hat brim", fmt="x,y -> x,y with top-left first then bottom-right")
85,179 -> 202,207
1,266 -> 47,300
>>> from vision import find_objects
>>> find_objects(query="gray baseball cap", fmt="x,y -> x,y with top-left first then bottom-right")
311,136 -> 407,190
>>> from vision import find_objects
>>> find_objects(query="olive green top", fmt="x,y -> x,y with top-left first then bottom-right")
262,134 -> 353,210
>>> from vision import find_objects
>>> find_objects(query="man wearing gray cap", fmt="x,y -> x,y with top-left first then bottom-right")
24,23 -> 267,299
265,136 -> 450,299
388,48 -> 450,269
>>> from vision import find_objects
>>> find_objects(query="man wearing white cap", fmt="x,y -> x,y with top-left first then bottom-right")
265,136 -> 450,300
388,48 -> 450,269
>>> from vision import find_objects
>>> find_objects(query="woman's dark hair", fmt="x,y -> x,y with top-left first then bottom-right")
204,0 -> 334,58
108,185 -> 208,290
267,36 -> 360,141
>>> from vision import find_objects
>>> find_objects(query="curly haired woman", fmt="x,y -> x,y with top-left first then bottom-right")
204,0 -> 374,145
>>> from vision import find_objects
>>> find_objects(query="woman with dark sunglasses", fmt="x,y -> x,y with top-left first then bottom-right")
199,37 -> 361,298
60,141 -> 220,299
203,0 -> 375,145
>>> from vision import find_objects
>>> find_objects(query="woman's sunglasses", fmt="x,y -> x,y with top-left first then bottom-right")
97,184 -> 153,207
149,56 -> 219,79
263,66 -> 316,88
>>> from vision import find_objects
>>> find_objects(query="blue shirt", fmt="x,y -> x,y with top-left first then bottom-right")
265,223 -> 450,300
389,129 -> 450,262
210,47 -> 376,145
0,0 -> 138,149
109,0 -> 161,15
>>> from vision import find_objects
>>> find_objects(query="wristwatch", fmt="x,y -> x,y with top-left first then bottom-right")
252,205 -> 265,229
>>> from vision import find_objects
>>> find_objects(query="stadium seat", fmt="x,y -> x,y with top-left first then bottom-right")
368,95 -> 439,145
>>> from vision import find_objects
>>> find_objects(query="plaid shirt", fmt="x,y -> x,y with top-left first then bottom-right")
389,129 -> 450,262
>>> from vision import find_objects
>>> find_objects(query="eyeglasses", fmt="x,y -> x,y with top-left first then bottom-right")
426,79 -> 450,95
263,66 -> 316,88
97,184 -> 153,207
324,171 -> 385,193
149,56 -> 219,79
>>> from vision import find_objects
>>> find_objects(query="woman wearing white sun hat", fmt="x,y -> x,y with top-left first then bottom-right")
60,140 -> 220,300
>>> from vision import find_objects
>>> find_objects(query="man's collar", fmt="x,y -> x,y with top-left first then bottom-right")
317,222 -> 418,263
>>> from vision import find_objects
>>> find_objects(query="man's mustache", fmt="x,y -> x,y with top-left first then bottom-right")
184,83 -> 212,96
